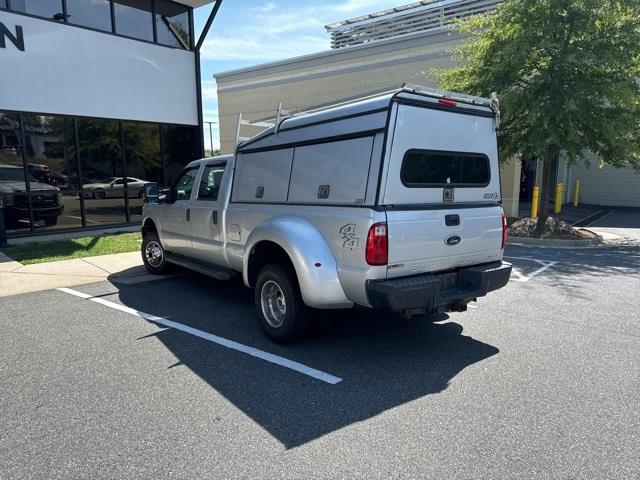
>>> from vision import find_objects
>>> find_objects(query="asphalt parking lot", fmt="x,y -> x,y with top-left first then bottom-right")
1,240 -> 639,478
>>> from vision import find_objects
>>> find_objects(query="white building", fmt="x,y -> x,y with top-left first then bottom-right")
1,0 -> 217,237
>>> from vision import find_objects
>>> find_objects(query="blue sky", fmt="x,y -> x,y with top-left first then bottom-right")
193,0 -> 401,150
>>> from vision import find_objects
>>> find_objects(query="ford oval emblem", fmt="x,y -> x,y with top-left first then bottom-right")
445,235 -> 462,246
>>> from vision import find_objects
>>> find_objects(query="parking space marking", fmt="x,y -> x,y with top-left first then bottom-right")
505,256 -> 558,283
58,288 -> 343,385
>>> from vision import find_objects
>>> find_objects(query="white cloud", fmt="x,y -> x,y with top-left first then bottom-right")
201,80 -> 218,102
201,35 -> 328,62
254,2 -> 277,13
201,0 -> 398,62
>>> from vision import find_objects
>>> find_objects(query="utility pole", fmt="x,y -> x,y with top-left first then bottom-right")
204,120 -> 217,156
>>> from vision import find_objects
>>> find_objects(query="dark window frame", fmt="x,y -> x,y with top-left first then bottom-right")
65,0 -> 113,34
0,0 -> 194,51
154,0 -> 191,50
112,0 -> 154,43
400,149 -> 491,189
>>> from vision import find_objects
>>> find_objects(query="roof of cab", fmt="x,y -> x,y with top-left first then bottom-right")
187,155 -> 233,168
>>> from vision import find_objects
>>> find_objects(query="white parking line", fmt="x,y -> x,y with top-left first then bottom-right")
505,256 -> 558,283
58,287 -> 343,385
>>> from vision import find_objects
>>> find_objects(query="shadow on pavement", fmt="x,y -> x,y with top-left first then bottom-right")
110,272 -> 499,448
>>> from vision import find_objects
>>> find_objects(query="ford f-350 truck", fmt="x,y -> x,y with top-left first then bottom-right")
141,85 -> 512,342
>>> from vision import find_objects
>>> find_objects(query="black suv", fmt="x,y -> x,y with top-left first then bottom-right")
0,165 -> 64,227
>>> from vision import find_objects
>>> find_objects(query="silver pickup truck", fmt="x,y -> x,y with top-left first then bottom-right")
141,85 -> 512,343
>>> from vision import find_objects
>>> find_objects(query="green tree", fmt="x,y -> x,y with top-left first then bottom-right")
437,0 -> 640,234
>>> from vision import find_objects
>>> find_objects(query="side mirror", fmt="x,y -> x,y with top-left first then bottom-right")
159,187 -> 173,204
144,183 -> 159,204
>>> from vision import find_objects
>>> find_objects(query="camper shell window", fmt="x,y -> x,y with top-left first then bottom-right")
400,150 -> 490,188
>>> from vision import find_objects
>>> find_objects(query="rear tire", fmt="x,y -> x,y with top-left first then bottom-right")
141,231 -> 172,275
255,264 -> 310,343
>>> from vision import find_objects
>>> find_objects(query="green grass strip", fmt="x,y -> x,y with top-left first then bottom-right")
1,232 -> 141,265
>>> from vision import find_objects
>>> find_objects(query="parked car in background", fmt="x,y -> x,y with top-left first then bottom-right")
0,164 -> 64,227
82,177 -> 149,199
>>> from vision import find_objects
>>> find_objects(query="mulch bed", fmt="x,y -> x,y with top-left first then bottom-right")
509,217 -> 598,240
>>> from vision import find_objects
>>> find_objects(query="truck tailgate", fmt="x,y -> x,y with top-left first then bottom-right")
385,205 -> 503,279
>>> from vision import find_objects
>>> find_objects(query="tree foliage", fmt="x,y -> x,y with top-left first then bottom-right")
439,0 -> 640,170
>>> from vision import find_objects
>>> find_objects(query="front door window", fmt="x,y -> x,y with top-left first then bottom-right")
173,168 -> 199,201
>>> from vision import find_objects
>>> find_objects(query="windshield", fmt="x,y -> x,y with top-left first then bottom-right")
0,167 -> 36,183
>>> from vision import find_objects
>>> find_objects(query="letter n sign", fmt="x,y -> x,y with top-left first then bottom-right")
0,23 -> 25,51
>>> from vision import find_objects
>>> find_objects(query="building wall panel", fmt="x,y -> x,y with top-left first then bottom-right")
0,11 -> 197,125
570,155 -> 640,207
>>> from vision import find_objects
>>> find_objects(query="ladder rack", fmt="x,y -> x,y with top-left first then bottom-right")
234,83 -> 499,146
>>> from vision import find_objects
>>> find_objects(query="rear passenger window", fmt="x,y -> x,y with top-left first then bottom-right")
401,150 -> 490,187
197,165 -> 225,201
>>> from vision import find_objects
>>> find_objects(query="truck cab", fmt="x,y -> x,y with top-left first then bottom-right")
141,85 -> 511,343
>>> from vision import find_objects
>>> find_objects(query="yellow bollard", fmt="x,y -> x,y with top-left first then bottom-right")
530,186 -> 540,218
554,183 -> 564,214
573,180 -> 580,207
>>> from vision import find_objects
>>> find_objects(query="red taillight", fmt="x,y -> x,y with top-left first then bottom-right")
438,98 -> 457,107
366,222 -> 388,266
501,211 -> 508,249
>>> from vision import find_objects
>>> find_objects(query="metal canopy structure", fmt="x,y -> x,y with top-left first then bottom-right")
325,0 -> 501,49
173,0 -> 217,7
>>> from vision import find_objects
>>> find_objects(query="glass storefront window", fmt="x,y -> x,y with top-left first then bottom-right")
113,0 -> 154,42
66,0 -> 112,32
77,119 -> 127,226
155,0 -> 190,49
0,113 -> 33,235
163,125 -> 197,187
122,122 -> 161,222
21,114 -> 81,231
9,0 -> 65,21
1,110 -> 198,237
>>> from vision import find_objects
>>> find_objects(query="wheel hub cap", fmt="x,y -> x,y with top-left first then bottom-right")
145,241 -> 163,267
260,280 -> 287,328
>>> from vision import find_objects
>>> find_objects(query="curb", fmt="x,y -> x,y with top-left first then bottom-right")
508,235 -> 604,249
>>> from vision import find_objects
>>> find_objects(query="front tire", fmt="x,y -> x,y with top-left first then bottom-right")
44,216 -> 58,227
141,231 -> 172,275
255,264 -> 310,343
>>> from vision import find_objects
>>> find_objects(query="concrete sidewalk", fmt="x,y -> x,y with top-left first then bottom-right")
0,251 -> 151,298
